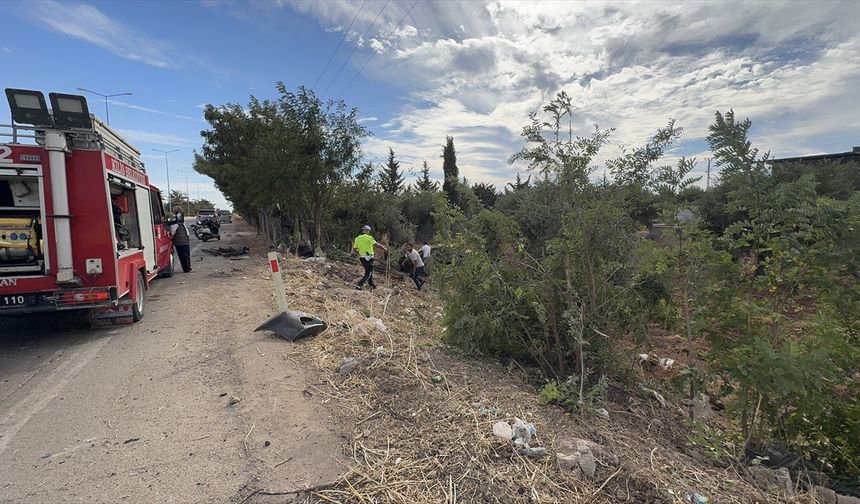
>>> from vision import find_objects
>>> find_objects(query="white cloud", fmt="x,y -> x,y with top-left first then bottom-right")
295,1 -> 860,184
394,24 -> 418,39
358,116 -> 379,123
25,1 -> 179,68
116,129 -> 199,147
2,47 -> 11,53
369,38 -> 385,54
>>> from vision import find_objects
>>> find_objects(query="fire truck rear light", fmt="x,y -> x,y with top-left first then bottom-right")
58,290 -> 111,305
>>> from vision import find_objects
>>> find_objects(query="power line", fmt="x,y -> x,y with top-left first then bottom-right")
311,0 -> 367,91
337,0 -> 420,100
321,0 -> 390,98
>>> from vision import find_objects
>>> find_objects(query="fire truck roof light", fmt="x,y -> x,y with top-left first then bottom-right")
49,93 -> 92,130
5,88 -> 53,127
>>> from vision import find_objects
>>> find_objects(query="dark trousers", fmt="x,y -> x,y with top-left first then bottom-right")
412,266 -> 426,289
175,244 -> 192,272
358,257 -> 375,288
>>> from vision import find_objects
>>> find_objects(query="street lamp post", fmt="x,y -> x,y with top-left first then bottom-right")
178,170 -> 193,215
153,148 -> 178,209
76,88 -> 132,126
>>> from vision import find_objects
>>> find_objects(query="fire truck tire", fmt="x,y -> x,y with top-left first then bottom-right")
159,254 -> 175,278
132,271 -> 145,322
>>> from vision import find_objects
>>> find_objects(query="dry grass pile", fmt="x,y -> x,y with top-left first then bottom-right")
263,256 -> 809,504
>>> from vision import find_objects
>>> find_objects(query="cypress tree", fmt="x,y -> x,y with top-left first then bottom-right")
441,136 -> 459,205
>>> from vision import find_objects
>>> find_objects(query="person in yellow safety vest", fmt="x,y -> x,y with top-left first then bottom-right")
352,224 -> 388,290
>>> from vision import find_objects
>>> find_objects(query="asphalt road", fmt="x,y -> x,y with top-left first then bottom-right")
0,221 -> 342,503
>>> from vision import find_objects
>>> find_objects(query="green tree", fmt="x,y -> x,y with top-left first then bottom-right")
414,160 -> 439,192
441,92 -> 680,385
472,182 -> 497,208
442,136 -> 459,205
698,111 -> 860,477
379,148 -> 405,194
167,190 -> 187,213
195,83 -> 368,252
505,173 -> 531,193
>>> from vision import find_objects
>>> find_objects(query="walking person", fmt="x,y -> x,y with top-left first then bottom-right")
352,225 -> 387,290
167,205 -> 192,273
406,243 -> 426,290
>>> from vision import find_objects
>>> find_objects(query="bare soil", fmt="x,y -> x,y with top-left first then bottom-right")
0,220 -> 342,504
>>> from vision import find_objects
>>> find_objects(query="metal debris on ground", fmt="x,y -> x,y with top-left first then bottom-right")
201,246 -> 250,257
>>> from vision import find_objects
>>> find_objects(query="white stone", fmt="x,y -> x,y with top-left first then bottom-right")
492,421 -> 513,441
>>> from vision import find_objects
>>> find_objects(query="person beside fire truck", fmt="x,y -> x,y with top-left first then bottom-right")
167,205 -> 192,273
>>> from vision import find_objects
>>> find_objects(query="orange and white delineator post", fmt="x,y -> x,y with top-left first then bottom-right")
268,251 -> 288,312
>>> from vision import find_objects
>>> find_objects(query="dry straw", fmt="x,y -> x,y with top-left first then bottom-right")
255,254 -> 799,504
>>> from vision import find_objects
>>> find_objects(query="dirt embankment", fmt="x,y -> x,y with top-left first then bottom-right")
245,255 -> 812,504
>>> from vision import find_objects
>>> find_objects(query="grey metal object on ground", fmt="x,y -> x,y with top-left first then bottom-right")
255,311 -> 327,342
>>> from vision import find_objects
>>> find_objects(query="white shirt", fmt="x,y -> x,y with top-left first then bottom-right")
420,244 -> 431,258
408,249 -> 425,268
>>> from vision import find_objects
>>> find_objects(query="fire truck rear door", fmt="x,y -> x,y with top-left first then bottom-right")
134,184 -> 156,274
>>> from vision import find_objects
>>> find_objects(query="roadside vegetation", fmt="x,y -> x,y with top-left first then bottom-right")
195,83 -> 860,487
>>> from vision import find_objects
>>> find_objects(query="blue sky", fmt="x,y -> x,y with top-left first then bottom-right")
2,1 -> 859,209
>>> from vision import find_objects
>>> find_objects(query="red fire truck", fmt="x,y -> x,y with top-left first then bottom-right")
0,88 -> 174,324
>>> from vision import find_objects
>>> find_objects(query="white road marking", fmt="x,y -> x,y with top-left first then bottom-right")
0,334 -> 113,457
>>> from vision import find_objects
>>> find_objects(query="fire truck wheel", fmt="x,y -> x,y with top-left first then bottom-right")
133,271 -> 145,322
159,254 -> 175,278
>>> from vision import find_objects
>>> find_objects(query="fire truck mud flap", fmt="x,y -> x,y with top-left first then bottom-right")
89,300 -> 135,327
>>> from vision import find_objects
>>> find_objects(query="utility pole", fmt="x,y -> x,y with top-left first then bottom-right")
153,148 -> 178,208
76,88 -> 132,126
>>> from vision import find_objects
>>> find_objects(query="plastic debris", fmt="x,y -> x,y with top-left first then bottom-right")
685,491 -> 709,504
491,418 -> 546,457
595,408 -> 610,420
659,357 -> 675,370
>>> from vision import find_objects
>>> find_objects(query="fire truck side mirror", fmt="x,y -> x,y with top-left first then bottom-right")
5,88 -> 53,127
49,93 -> 92,130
